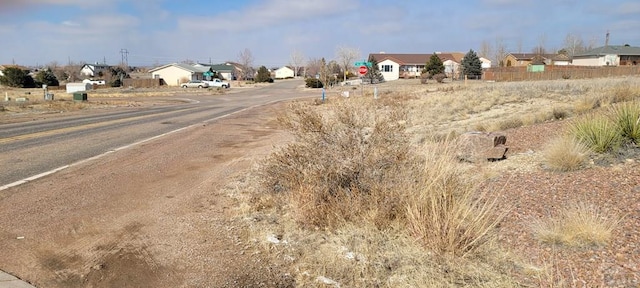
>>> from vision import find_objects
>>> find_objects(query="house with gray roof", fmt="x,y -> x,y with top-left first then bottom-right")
148,63 -> 213,86
572,45 -> 640,66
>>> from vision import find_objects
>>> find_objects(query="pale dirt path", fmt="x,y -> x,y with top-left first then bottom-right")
0,102 -> 294,287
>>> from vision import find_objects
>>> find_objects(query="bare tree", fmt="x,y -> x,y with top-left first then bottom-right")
479,40 -> 493,65
335,45 -> 360,82
532,34 -> 547,55
289,49 -> 305,78
493,38 -> 508,67
237,48 -> 254,80
516,38 -> 523,53
564,33 -> 586,60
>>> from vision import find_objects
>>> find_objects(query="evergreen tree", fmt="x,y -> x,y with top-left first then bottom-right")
461,49 -> 483,79
255,66 -> 271,82
423,53 -> 445,77
34,68 -> 59,86
0,67 -> 35,88
364,55 -> 385,83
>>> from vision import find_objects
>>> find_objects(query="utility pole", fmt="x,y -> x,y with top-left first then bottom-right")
120,48 -> 129,67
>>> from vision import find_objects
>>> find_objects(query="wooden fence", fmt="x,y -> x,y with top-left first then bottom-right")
484,66 -> 640,82
122,78 -> 164,88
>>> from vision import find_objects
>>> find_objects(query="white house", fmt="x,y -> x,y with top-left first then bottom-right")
274,66 -> 294,79
368,52 -> 465,81
80,63 -> 111,77
479,57 -> 492,69
148,63 -> 211,86
572,45 -> 640,66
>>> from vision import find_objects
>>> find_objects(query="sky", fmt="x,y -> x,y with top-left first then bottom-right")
0,0 -> 639,68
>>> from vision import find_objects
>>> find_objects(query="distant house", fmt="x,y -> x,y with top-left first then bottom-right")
0,64 -> 29,77
479,57 -> 492,69
148,63 -> 212,86
194,63 -> 235,80
80,63 -> 111,77
368,52 -> 465,81
572,45 -> 640,66
274,66 -> 294,79
503,53 -> 568,67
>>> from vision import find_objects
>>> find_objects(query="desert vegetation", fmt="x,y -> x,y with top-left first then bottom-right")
229,76 -> 640,286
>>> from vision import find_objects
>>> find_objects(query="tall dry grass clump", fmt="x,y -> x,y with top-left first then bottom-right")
406,141 -> 503,257
542,136 -> 591,172
531,202 -> 622,247
260,98 -> 419,229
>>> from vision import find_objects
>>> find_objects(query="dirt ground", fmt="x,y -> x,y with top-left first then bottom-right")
0,100 -> 294,287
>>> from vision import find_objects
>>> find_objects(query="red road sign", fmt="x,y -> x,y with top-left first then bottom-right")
358,66 -> 368,75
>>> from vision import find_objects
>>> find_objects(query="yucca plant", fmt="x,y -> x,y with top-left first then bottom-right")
569,114 -> 622,153
609,101 -> 640,144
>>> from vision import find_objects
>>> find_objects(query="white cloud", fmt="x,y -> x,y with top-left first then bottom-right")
178,0 -> 359,32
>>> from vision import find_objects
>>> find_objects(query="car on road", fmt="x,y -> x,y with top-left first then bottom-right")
181,80 -> 209,88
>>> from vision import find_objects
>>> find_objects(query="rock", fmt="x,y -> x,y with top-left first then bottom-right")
457,131 -> 509,162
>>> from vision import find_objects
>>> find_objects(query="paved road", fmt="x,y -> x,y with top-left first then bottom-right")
0,80 -> 314,189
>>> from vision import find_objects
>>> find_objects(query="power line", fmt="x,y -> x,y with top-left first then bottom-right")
120,48 -> 129,66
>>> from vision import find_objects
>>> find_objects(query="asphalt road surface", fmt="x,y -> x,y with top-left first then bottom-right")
0,79 -> 313,189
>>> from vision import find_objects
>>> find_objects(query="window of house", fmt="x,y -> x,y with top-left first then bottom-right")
382,65 -> 393,72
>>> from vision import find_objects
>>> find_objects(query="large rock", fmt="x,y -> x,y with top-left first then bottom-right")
457,132 -> 508,162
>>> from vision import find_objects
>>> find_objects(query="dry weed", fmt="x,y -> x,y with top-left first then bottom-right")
531,202 -> 622,247
543,136 -> 591,172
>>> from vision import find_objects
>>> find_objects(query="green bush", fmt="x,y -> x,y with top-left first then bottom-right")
569,114 -> 622,153
305,78 -> 323,88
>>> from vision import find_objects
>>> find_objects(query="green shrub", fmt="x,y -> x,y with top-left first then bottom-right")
569,114 -> 622,153
609,101 -> 640,144
304,78 -> 323,88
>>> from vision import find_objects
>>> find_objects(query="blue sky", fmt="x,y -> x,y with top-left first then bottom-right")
1,0 -> 639,68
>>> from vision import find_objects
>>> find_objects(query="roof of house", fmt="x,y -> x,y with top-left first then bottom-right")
149,63 -> 211,73
507,53 -> 560,60
574,45 -> 640,57
82,63 -> 111,69
368,53 -> 464,65
0,64 -> 29,70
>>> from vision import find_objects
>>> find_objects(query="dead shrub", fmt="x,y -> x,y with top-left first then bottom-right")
259,98 -> 418,229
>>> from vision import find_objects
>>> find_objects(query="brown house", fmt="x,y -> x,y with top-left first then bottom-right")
503,53 -> 569,67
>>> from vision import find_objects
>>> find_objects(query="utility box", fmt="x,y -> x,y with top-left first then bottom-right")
73,92 -> 88,101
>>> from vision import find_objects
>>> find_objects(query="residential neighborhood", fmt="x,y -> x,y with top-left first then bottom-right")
3,43 -> 639,93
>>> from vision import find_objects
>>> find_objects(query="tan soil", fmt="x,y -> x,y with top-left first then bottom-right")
0,101 -> 294,287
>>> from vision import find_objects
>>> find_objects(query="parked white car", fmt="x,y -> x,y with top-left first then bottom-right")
181,80 -> 209,88
203,79 -> 230,89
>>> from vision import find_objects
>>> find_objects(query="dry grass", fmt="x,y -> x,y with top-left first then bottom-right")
531,202 -> 622,247
233,76 -> 640,286
406,141 -> 503,258
543,136 -> 591,172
